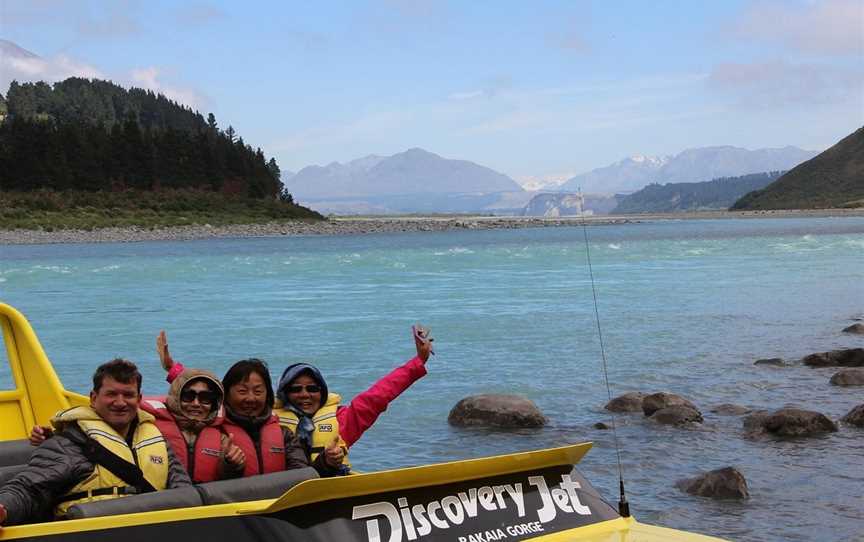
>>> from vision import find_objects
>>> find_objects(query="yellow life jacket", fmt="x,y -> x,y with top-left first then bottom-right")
275,393 -> 351,469
50,405 -> 169,517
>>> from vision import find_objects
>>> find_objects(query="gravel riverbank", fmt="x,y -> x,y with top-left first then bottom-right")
0,216 -> 639,245
1,209 -> 861,245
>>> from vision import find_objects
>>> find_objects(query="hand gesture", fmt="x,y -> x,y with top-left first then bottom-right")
0,502 -> 7,529
29,425 -> 53,447
324,435 -> 345,468
156,330 -> 175,372
413,324 -> 434,363
222,433 -> 245,468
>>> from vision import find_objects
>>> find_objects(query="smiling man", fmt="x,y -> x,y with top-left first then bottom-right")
0,359 -> 191,528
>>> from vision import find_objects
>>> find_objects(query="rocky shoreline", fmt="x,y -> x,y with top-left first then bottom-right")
0,216 -> 640,245
1,209 -> 862,245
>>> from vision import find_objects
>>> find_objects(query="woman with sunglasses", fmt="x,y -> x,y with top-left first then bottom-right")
160,336 -> 342,477
272,325 -> 434,474
218,358 -> 343,476
140,340 -> 246,482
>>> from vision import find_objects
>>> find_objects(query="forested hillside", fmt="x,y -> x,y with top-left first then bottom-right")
732,127 -> 864,210
0,78 -> 285,198
612,171 -> 782,214
0,78 -> 322,228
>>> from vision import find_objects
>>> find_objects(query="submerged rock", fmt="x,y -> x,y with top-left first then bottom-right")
605,392 -> 646,413
754,358 -> 785,367
802,348 -> 864,367
841,404 -> 864,427
829,368 -> 864,386
676,467 -> 749,499
742,411 -> 771,435
842,323 -> 864,334
711,403 -> 752,416
650,405 -> 703,426
762,408 -> 838,436
642,392 -> 699,417
448,394 -> 547,428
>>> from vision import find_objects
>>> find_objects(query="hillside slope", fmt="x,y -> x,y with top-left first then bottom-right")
613,171 -> 782,214
732,127 -> 864,210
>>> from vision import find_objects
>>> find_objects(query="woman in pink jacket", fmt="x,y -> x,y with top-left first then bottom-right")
272,325 -> 434,474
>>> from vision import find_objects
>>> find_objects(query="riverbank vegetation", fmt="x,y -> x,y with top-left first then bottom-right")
0,189 -> 322,230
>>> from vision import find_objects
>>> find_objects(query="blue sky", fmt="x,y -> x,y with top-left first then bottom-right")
1,0 -> 862,185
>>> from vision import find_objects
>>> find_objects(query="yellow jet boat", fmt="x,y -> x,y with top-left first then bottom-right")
0,302 -> 727,541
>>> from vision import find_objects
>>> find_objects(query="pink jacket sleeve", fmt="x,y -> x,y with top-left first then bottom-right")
166,362 -> 186,383
336,356 -> 428,448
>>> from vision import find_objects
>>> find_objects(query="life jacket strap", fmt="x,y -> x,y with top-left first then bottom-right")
57,486 -> 134,504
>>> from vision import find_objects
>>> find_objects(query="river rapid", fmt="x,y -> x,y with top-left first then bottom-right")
1,217 -> 863,542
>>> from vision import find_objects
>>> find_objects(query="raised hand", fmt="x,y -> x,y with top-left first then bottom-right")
156,330 -> 175,371
222,433 -> 245,468
29,425 -> 53,447
324,435 -> 345,468
413,324 -> 434,363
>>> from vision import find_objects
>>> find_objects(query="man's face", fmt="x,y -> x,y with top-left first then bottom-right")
90,376 -> 141,434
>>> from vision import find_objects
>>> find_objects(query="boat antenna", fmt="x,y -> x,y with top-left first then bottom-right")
576,188 -> 630,518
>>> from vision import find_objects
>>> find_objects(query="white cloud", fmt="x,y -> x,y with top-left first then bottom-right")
174,3 -> 227,25
269,110 -> 414,154
708,60 -> 864,107
731,0 -> 863,56
0,49 -> 104,93
448,90 -> 484,101
129,66 -> 207,109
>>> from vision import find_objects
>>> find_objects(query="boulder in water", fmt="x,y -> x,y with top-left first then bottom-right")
841,404 -> 864,427
742,410 -> 771,436
593,422 -> 610,430
754,358 -> 785,367
762,408 -> 838,436
605,392 -> 646,412
802,348 -> 864,367
842,323 -> 864,334
676,467 -> 749,499
650,405 -> 703,426
448,394 -> 547,428
829,368 -> 864,386
642,392 -> 699,417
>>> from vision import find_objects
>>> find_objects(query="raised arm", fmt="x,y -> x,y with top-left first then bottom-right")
157,330 -> 186,383
336,325 -> 433,447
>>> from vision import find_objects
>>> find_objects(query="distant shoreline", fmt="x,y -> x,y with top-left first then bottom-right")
1,209 -> 863,245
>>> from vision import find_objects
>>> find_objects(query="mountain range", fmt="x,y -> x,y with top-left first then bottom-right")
285,148 -> 521,200
558,146 -> 818,194
285,144 -> 825,214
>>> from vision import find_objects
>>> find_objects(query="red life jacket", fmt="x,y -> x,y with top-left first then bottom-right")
222,414 -> 286,476
140,399 -> 226,483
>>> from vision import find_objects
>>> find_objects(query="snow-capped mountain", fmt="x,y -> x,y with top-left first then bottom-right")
558,146 -> 818,194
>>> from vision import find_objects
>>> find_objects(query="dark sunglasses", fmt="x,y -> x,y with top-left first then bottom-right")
180,389 -> 217,405
287,384 -> 321,394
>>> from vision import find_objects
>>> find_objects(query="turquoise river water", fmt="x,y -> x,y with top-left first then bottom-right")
1,217 -> 863,541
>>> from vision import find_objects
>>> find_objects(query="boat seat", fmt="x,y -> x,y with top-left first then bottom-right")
66,486 -> 204,520
195,467 -> 318,505
0,440 -> 33,468
66,467 -> 319,520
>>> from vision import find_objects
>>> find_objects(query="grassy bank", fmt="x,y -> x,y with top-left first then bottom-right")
0,190 -> 324,230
